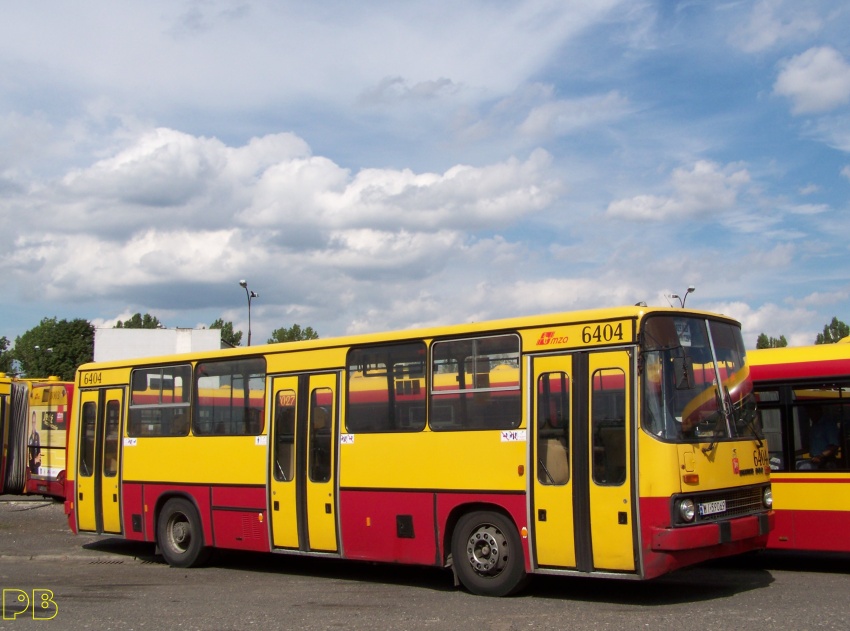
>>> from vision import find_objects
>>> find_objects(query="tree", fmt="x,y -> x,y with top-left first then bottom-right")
115,313 -> 162,329
756,333 -> 788,349
268,324 -> 319,344
12,317 -> 95,380
0,336 -> 12,373
210,319 -> 243,347
815,317 -> 849,344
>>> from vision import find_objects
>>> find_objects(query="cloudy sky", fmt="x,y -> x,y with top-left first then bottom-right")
2,0 -> 850,349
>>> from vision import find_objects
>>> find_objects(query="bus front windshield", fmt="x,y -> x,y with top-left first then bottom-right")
641,315 -> 760,443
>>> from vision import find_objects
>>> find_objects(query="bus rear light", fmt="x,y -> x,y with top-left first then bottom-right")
682,473 -> 699,485
679,499 -> 696,522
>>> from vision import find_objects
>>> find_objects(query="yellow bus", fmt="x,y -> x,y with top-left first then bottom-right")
749,339 -> 850,552
0,374 -> 72,499
65,306 -> 773,596
25,377 -> 74,498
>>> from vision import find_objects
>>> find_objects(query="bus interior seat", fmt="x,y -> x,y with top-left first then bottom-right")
538,436 -> 569,485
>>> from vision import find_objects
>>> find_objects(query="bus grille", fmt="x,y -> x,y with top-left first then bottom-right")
692,486 -> 766,524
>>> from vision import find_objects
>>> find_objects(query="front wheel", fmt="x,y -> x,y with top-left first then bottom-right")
451,511 -> 528,596
157,497 -> 211,568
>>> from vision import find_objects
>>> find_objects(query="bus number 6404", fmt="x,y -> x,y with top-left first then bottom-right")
82,372 -> 103,386
582,323 -> 624,344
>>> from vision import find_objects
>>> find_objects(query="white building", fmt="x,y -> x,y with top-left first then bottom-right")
93,328 -> 228,362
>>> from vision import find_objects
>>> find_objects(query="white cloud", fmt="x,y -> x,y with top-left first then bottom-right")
717,300 -> 819,348
774,46 -> 850,114
517,91 -> 631,139
842,165 -> 850,180
0,127 -> 563,322
241,147 -> 560,232
606,160 -> 751,221
730,0 -> 822,53
0,1 -> 627,111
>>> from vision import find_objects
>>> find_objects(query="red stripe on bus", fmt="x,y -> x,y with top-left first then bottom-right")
749,358 -> 850,381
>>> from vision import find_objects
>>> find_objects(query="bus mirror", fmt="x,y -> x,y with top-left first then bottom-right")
673,356 -> 695,390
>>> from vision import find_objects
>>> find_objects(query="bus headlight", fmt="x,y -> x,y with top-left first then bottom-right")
763,486 -> 773,509
679,498 -> 696,522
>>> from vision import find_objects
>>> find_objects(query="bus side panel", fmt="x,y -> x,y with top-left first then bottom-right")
769,474 -> 850,551
770,510 -> 850,552
435,493 -> 529,571
121,482 -> 147,541
140,483 -> 270,553
339,489 -> 437,565
210,485 -> 269,553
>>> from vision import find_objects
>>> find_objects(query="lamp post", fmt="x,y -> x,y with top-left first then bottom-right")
668,285 -> 696,308
239,280 -> 258,346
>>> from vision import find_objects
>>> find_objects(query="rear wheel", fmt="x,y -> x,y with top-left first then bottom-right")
157,497 -> 211,568
451,511 -> 528,596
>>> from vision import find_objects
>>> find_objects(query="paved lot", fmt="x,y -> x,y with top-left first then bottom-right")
2,496 -> 850,630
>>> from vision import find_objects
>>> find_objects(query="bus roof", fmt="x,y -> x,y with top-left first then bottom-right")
749,341 -> 850,382
77,305 -> 738,373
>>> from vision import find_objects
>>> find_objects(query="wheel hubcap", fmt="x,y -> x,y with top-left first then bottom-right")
466,525 -> 507,575
170,516 -> 190,550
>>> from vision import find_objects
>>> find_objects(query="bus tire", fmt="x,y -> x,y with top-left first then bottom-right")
157,497 -> 211,568
451,510 -> 528,596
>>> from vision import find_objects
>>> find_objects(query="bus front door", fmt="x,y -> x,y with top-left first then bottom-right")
269,373 -> 339,553
585,349 -> 635,572
75,388 -> 125,534
532,350 -> 635,573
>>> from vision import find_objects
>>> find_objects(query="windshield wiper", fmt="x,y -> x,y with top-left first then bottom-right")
701,388 -> 726,455
732,390 -> 763,448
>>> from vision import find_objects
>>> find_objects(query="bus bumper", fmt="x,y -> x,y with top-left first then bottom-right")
650,512 -> 774,551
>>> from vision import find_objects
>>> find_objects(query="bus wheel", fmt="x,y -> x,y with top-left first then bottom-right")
451,511 -> 528,596
157,497 -> 211,568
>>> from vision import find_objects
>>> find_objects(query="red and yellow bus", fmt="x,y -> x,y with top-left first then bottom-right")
65,307 -> 773,595
25,377 -> 74,498
749,339 -> 850,552
0,374 -> 72,499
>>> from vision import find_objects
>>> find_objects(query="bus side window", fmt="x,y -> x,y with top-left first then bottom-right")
592,368 -> 626,486
103,399 -> 121,477
309,389 -> 333,483
274,390 -> 296,481
537,371 -> 570,485
80,401 -> 97,477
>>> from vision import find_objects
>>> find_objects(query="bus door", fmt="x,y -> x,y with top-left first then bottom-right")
585,349 -> 634,572
75,388 -> 125,534
532,354 -> 576,568
532,349 -> 635,572
269,372 -> 339,553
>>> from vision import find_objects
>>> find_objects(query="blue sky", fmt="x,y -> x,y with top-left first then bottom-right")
1,0 -> 850,348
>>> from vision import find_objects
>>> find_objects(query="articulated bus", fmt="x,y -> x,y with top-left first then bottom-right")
749,340 -> 850,552
0,374 -> 73,499
65,307 -> 773,596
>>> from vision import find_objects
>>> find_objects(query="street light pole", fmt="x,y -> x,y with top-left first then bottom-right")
239,280 -> 258,346
667,285 -> 695,308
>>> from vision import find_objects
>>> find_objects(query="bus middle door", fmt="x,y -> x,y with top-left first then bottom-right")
270,372 -> 339,553
75,387 -> 125,534
532,354 -> 577,569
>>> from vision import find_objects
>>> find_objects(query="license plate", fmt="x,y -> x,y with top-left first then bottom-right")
698,500 -> 727,516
